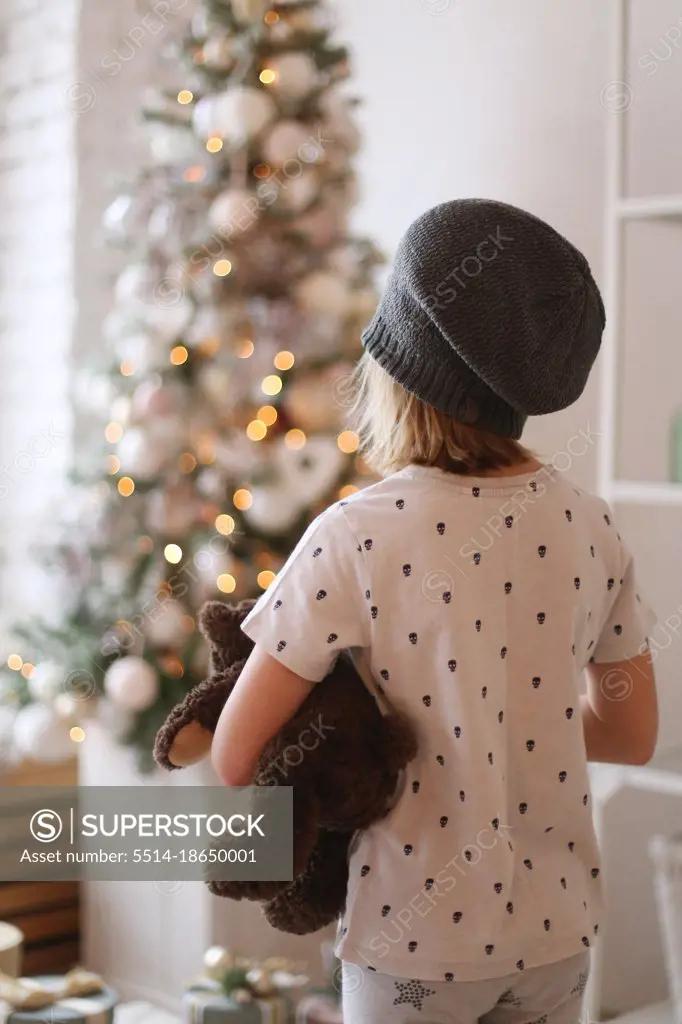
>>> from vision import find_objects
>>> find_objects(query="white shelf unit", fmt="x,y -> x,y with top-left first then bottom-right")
591,1 -> 682,1021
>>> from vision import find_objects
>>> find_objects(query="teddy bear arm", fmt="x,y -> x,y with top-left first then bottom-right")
154,665 -> 245,770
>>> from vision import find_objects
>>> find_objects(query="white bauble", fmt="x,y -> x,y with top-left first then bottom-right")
117,429 -> 168,481
131,379 -> 184,421
193,87 -> 275,143
198,364 -> 232,407
262,120 -> 316,165
146,484 -> 199,535
327,244 -> 358,279
27,662 -> 66,704
13,705 -> 74,764
148,123 -> 200,165
286,435 -> 347,504
103,195 -> 143,238
208,189 -> 256,235
292,207 -> 340,247
96,698 -> 134,739
203,947 -> 234,981
104,657 -> 160,712
296,271 -> 351,318
247,484 -> 301,534
101,556 -> 133,592
115,262 -> 156,305
145,600 -> 188,649
145,295 -> 194,342
279,170 -> 319,212
267,53 -> 319,102
232,0 -> 268,22
115,333 -> 166,375
202,35 -> 238,70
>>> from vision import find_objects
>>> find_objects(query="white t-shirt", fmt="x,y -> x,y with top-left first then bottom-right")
241,463 -> 657,983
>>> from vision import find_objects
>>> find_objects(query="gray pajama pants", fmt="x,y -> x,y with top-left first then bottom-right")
341,952 -> 590,1024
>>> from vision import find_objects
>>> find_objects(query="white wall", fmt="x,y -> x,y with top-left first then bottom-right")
0,0 -> 79,632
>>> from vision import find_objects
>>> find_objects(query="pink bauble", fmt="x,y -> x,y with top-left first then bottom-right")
104,657 -> 160,712
291,207 -> 340,247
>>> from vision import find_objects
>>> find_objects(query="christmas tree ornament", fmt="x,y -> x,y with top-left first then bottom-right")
146,598 -> 190,648
278,168 -> 319,213
117,428 -> 170,480
27,662 -> 66,704
193,87 -> 276,143
296,270 -> 351,317
146,483 -> 199,535
232,0 -> 269,24
197,364 -> 233,408
54,693 -> 79,721
104,656 -> 160,711
291,206 -> 340,247
208,188 -> 256,235
131,379 -> 184,421
202,34 -> 238,70
115,262 -> 158,306
148,122 -> 201,165
203,946 -> 235,979
13,704 -> 74,764
262,120 -> 317,165
144,291 -> 194,342
265,52 -> 319,102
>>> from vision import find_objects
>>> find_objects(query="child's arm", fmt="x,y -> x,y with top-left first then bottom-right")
211,644 -> 316,786
582,651 -> 658,765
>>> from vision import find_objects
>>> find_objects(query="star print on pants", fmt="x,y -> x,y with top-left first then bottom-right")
393,979 -> 437,1011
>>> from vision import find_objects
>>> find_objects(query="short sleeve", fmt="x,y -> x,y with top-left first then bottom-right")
592,534 -> 657,664
241,504 -> 370,682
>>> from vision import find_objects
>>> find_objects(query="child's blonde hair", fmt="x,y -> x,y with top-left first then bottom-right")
350,353 -> 535,477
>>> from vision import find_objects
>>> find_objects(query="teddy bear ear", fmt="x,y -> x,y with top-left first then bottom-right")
198,600 -> 256,663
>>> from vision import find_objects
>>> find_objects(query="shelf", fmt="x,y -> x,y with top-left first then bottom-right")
609,1000 -> 673,1023
611,482 -> 682,507
615,195 -> 682,220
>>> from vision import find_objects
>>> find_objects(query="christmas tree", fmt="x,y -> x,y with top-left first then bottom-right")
0,0 -> 382,771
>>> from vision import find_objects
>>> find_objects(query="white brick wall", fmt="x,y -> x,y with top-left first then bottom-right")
0,0 -> 79,632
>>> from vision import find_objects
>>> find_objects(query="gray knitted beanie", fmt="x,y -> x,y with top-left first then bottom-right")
361,198 -> 606,439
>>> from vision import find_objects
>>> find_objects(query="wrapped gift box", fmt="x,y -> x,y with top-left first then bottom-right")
294,993 -> 342,1024
183,987 -> 291,1024
0,976 -> 116,1023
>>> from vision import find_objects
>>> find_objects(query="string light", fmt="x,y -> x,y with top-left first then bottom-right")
170,345 -> 189,365
182,615 -> 195,633
339,484 -> 359,499
164,544 -> 183,564
138,535 -> 154,554
213,259 -> 233,277
21,662 -> 35,679
264,9 -> 280,25
246,420 -> 267,441
215,514 -> 236,536
257,570 -> 276,589
217,573 -> 237,594
107,455 -> 121,475
274,350 -> 295,371
160,655 -> 185,679
261,374 -> 283,396
7,655 -> 23,671
179,452 -> 197,473
183,166 -> 206,184
237,339 -> 254,359
206,137 -> 224,153
259,69 -> 277,85
177,89 -> 194,104
233,488 -> 253,511
285,429 -> 306,450
105,422 -> 123,444
70,727 -> 86,744
337,430 -> 360,454
120,360 -> 135,377
118,477 -> 135,497
258,405 -> 278,426
253,163 -> 271,179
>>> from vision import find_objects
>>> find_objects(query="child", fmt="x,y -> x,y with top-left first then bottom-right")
211,199 -> 658,1023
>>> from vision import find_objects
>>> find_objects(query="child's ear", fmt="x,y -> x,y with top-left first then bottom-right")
199,599 -> 256,672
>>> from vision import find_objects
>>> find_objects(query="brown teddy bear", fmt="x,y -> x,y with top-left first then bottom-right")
154,599 -> 418,935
